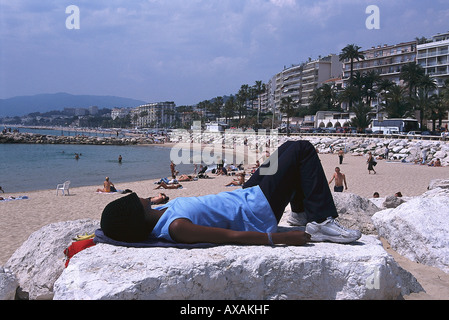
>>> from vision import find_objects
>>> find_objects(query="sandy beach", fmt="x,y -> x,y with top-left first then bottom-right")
1,150 -> 449,299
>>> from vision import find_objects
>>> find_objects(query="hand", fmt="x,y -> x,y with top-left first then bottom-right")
278,231 -> 311,246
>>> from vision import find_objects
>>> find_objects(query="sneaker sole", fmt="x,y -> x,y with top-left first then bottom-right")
308,233 -> 361,244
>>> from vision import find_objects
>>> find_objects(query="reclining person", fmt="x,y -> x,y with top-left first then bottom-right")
100,141 -> 361,245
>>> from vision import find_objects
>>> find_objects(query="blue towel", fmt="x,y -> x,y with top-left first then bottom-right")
94,229 -> 216,249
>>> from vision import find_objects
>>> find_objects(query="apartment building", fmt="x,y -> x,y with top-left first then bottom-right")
300,54 -> 342,108
263,54 -> 342,114
111,107 -> 130,120
342,40 -> 417,85
417,31 -> 449,91
132,101 -> 176,128
275,63 -> 303,109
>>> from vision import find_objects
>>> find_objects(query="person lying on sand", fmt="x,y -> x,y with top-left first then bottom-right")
100,141 -> 361,246
149,193 -> 170,205
154,181 -> 183,190
225,172 -> 246,187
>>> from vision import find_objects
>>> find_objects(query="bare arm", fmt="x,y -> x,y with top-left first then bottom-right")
328,173 -> 335,185
169,218 -> 310,246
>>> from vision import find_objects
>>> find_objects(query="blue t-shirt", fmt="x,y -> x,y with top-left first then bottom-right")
151,186 -> 277,242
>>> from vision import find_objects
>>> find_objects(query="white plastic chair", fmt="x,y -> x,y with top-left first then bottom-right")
56,181 -> 70,196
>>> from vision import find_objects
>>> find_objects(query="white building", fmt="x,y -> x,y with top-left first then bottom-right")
111,108 -> 130,120
132,102 -> 176,128
342,40 -> 417,86
315,111 -> 356,128
262,54 -> 342,118
417,31 -> 449,92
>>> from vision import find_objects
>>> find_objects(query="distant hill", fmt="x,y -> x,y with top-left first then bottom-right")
0,92 -> 148,117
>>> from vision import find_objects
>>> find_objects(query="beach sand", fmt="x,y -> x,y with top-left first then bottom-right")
1,151 -> 449,299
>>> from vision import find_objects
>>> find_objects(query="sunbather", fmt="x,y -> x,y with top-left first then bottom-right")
100,140 -> 361,245
96,177 -> 116,193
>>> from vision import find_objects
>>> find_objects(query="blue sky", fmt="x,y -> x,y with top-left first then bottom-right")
1,0 -> 448,106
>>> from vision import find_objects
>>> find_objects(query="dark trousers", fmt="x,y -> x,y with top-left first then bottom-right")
243,140 -> 338,224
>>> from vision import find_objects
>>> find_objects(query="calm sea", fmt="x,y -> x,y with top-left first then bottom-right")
0,128 -> 196,193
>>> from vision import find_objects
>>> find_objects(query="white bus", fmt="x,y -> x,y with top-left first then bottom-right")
371,118 -> 420,134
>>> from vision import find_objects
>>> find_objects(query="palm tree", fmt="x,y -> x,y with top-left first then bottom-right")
339,44 -> 365,109
400,62 -> 425,99
253,80 -> 266,127
280,96 -> 297,136
214,96 -> 225,119
223,95 -> 236,124
350,101 -> 372,133
361,70 -> 380,106
383,84 -> 412,118
236,84 -> 250,120
440,79 -> 449,129
427,94 -> 445,131
413,74 -> 437,129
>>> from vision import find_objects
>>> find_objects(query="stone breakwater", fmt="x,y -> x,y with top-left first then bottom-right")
169,130 -> 449,167
0,132 -> 159,146
4,130 -> 449,166
305,136 -> 449,167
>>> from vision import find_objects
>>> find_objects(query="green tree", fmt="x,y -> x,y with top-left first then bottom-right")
339,44 -> 365,109
253,80 -> 266,127
223,95 -> 236,124
211,96 -> 224,120
412,74 -> 437,129
400,62 -> 425,99
383,84 -> 412,118
280,96 -> 298,136
236,84 -> 250,120
350,101 -> 372,133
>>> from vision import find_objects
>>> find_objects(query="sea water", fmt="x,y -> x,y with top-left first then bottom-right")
0,143 -> 196,193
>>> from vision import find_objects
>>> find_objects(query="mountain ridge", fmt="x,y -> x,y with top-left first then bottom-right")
0,92 -> 148,117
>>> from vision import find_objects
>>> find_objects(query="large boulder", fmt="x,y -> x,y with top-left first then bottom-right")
4,216 -> 424,300
5,219 -> 100,300
331,192 -> 380,235
53,234 -> 420,300
428,178 -> 449,190
372,189 -> 449,274
0,267 -> 18,300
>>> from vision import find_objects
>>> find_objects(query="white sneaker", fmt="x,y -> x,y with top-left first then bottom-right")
287,212 -> 308,226
305,217 -> 361,244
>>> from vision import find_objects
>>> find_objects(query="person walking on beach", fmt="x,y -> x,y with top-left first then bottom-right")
100,140 -> 361,246
367,152 -> 377,174
328,167 -> 347,192
338,149 -> 344,165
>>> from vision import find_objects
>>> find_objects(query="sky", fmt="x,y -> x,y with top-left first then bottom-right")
1,0 -> 448,106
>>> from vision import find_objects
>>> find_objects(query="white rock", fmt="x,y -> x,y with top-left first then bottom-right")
332,192 -> 380,235
372,194 -> 449,273
428,179 -> 449,190
53,235 -> 418,300
433,150 -> 447,159
0,267 -> 18,300
5,219 -> 100,300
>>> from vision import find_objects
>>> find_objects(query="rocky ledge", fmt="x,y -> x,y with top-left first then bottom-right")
3,179 -> 449,300
0,132 -> 159,145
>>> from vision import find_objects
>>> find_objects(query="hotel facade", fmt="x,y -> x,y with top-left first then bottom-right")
417,31 -> 449,92
259,31 -> 449,129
